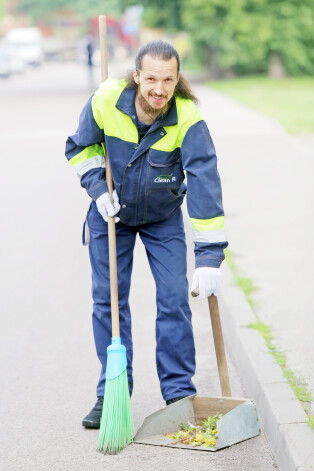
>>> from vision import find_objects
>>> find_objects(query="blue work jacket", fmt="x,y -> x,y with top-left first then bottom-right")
65,79 -> 228,268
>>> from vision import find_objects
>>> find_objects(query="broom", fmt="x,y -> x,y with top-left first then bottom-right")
96,14 -> 134,455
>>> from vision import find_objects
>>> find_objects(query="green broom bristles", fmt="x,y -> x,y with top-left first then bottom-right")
96,368 -> 133,454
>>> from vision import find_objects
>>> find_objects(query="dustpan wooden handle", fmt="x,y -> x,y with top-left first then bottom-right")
192,290 -> 231,397
208,295 -> 231,397
99,15 -> 120,338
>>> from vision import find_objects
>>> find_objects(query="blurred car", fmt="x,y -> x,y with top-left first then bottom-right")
4,27 -> 44,66
0,43 -> 27,77
1,44 -> 26,74
0,48 -> 11,78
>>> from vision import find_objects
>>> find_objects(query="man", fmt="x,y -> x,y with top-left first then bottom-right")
65,41 -> 228,428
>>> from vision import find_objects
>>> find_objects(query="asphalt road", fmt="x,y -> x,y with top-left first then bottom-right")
0,62 -> 277,470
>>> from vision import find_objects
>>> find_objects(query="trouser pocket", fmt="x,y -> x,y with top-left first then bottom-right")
82,202 -> 92,246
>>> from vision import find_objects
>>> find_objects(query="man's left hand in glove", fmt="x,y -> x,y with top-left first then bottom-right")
191,267 -> 221,299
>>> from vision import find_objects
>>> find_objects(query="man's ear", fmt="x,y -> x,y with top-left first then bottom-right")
177,72 -> 181,84
133,70 -> 139,85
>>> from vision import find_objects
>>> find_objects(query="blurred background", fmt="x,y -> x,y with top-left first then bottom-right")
0,2 -> 314,468
0,0 -> 313,77
0,0 -> 313,132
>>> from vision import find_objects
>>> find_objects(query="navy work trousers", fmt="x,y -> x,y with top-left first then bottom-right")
87,201 -> 197,402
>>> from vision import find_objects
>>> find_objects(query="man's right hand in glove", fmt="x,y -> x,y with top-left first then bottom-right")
96,190 -> 120,223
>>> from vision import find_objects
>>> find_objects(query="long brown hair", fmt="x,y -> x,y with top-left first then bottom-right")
125,40 -> 198,104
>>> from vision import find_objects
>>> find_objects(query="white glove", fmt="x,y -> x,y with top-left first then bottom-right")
191,267 -> 221,299
96,190 -> 120,223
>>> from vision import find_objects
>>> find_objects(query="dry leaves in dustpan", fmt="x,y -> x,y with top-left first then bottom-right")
165,414 -> 223,448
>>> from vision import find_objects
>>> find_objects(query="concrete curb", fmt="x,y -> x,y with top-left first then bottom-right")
220,263 -> 314,471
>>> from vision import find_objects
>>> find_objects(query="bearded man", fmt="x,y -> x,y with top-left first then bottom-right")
65,41 -> 228,428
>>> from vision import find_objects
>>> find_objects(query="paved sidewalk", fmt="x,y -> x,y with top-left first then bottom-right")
194,83 -> 314,398
191,83 -> 314,469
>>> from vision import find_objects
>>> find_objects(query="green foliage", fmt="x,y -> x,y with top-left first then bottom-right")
16,0 -> 66,21
14,0 -> 314,76
0,0 -> 8,20
119,0 -> 183,31
15,0 -> 121,21
267,0 -> 314,75
181,0 -> 314,76
74,0 -> 121,20
182,0 -> 271,75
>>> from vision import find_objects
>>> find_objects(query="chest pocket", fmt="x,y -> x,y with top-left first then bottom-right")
147,148 -> 184,188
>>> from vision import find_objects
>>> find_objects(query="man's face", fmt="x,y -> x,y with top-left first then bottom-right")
133,54 -> 180,116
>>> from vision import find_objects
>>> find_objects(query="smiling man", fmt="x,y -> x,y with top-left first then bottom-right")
65,41 -> 228,428
134,53 -> 178,119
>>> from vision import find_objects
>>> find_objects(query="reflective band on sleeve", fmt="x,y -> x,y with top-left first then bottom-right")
192,228 -> 227,243
69,144 -> 104,167
74,155 -> 105,177
191,216 -> 226,243
190,216 -> 224,232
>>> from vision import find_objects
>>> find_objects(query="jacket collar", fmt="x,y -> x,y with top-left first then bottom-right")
115,86 -> 178,128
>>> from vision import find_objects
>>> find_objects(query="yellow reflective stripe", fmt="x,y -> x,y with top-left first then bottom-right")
92,79 -> 138,143
190,216 -> 225,232
151,97 -> 203,152
69,144 -> 104,167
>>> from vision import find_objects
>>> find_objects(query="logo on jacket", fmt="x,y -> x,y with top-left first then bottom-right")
154,172 -> 176,183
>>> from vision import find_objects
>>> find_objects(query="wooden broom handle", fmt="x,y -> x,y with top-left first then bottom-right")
99,15 -> 120,338
191,290 -> 232,397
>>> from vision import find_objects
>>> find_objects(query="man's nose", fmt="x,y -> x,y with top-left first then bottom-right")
154,83 -> 163,95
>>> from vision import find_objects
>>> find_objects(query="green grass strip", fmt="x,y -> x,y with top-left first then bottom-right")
225,249 -> 314,431
224,249 -> 256,308
209,76 -> 314,134
249,319 -> 313,430
307,415 -> 314,430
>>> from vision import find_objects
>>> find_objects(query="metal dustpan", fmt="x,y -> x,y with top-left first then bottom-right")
134,295 -> 260,451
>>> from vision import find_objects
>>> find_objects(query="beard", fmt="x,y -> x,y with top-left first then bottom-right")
137,90 -> 170,119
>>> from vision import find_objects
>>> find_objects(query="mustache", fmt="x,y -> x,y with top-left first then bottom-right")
137,92 -> 169,118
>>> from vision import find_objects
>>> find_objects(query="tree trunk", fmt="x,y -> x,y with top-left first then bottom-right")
268,52 -> 286,78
